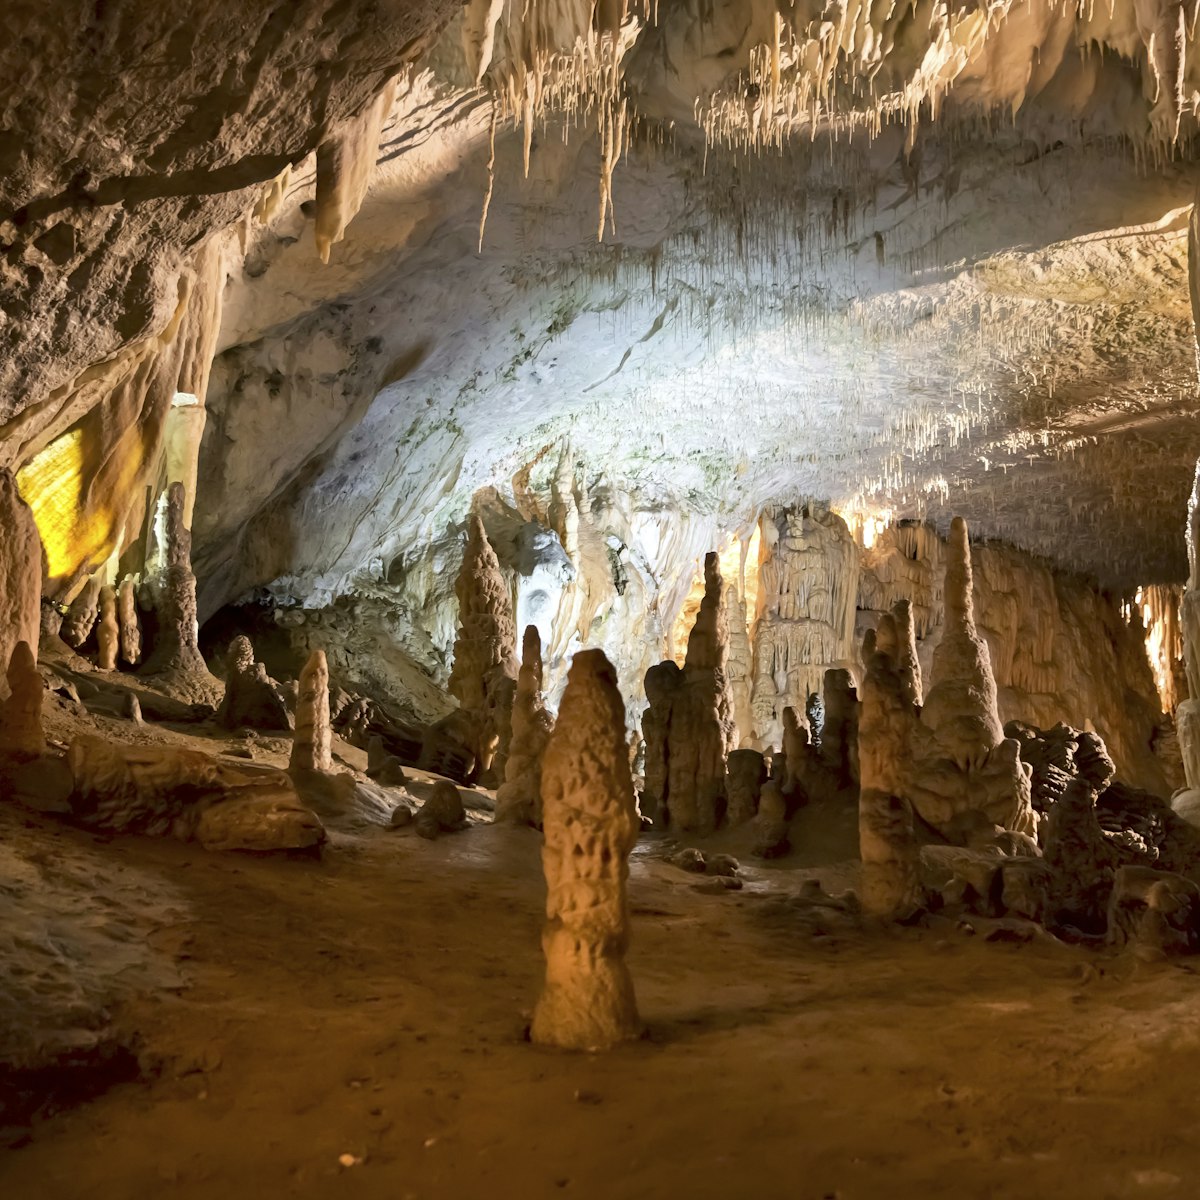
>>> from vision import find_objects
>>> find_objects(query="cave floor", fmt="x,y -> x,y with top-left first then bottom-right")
4,758 -> 1200,1199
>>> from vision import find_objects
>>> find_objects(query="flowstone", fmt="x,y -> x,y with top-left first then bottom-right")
531,649 -> 641,1051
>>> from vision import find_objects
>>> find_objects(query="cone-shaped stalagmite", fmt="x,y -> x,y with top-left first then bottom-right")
893,597 -> 923,707
640,659 -> 681,822
447,513 -> 517,782
531,650 -> 641,1051
665,552 -> 733,832
858,642 -> 922,919
495,625 -> 555,825
144,482 -> 208,676
290,649 -> 333,773
62,577 -> 100,649
909,517 -> 1034,833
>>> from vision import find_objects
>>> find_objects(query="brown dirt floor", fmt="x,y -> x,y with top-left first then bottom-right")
3,703 -> 1200,1199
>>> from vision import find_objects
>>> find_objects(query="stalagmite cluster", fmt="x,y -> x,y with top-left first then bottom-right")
446,514 -> 518,784
495,625 -> 555,826
531,650 -> 641,1051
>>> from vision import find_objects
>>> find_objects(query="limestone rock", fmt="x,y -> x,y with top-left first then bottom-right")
65,735 -> 324,849
725,748 -> 766,826
665,552 -> 733,834
0,642 -> 44,761
448,513 -> 517,782
495,624 -> 554,826
753,778 -> 790,859
531,649 -> 641,1051
216,635 -> 292,732
290,649 -> 333,774
819,668 -> 859,792
1106,865 -> 1200,957
416,779 -> 467,839
0,471 -> 41,702
858,645 -> 922,920
96,586 -> 119,671
62,578 -> 101,649
640,659 -> 682,823
366,735 -> 409,787
117,579 -> 141,667
908,518 -> 1034,835
142,483 -> 211,681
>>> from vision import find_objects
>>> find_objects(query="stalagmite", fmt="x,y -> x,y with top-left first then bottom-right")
640,659 -> 682,823
893,598 -> 923,707
143,482 -> 209,678
495,625 -> 555,826
531,650 -> 641,1052
217,635 -> 292,732
117,578 -> 141,666
858,643 -> 922,919
62,577 -> 100,649
820,668 -> 859,791
448,513 -> 518,784
0,642 -> 44,761
907,518 -> 1035,835
96,586 -> 119,671
0,470 -> 42,700
781,705 -> 812,800
665,552 -> 733,833
724,583 -> 755,747
290,649 -> 333,774
725,748 -> 766,826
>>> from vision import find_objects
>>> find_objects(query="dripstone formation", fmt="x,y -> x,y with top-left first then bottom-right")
290,649 -> 333,774
531,650 -> 641,1051
143,482 -> 209,680
495,624 -> 555,826
908,518 -> 1035,835
446,514 -> 517,784
664,552 -> 734,833
217,635 -> 292,732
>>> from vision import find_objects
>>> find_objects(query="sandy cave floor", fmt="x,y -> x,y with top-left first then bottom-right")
3,709 -> 1200,1198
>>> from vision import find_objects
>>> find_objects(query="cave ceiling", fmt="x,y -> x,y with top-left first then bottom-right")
5,0 -> 1200,604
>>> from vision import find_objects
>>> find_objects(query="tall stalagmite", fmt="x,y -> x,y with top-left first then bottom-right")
640,659 -> 682,822
909,518 -> 1034,833
893,597 -> 923,707
96,586 -> 119,671
143,482 -> 208,677
117,578 -> 141,666
531,649 -> 641,1051
0,470 -> 41,700
665,552 -> 733,833
495,625 -> 555,825
448,513 -> 517,782
290,649 -> 333,774
858,642 -> 921,919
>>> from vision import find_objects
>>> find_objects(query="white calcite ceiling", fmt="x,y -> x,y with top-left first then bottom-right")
194,61 -> 1200,625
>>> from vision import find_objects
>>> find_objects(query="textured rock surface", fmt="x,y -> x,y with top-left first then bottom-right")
495,624 -> 554,826
290,649 -> 333,774
0,470 -> 41,699
216,635 -> 292,732
0,642 -> 44,761
142,483 -> 209,680
665,553 -> 733,833
531,649 -> 640,1051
